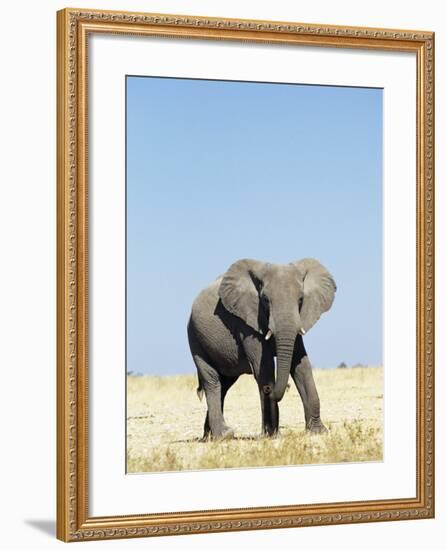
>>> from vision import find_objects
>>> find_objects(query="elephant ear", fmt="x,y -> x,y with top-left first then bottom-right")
293,258 -> 336,333
218,259 -> 266,334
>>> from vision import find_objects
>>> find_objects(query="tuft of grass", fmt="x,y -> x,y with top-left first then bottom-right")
127,367 -> 383,473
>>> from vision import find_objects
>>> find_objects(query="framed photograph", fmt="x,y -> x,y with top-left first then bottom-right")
57,7 -> 435,542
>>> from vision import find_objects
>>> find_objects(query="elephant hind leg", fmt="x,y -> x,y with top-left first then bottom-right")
199,363 -> 236,440
188,320 -> 237,440
190,352 -> 235,440
220,375 -> 238,412
201,374 -> 238,440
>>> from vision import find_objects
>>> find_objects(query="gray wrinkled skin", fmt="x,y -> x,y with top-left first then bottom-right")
187,258 -> 336,440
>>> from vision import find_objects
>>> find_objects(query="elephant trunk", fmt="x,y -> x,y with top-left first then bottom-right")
273,327 -> 298,402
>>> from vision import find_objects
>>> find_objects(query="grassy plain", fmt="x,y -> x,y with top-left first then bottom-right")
127,367 -> 383,473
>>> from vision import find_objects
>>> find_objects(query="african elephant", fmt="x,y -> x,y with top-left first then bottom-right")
187,258 -> 336,440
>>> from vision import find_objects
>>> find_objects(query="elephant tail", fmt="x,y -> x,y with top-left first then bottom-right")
196,382 -> 204,402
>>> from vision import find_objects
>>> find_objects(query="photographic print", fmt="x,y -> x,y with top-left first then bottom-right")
126,76 -> 383,473
57,9 -> 434,541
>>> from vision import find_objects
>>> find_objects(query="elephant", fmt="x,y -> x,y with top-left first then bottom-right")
187,258 -> 336,440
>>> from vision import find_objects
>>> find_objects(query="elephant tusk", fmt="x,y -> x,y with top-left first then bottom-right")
300,328 -> 306,335
265,329 -> 273,341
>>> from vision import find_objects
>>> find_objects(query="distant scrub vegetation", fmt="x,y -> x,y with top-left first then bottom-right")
336,362 -> 366,369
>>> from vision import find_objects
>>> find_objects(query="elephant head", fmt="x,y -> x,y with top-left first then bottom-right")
218,258 -> 336,402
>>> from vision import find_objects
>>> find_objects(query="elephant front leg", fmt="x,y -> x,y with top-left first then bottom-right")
259,383 -> 279,436
291,353 -> 327,434
243,336 -> 278,437
256,349 -> 279,436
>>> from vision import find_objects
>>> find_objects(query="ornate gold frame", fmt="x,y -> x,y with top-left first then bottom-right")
57,7 -> 435,542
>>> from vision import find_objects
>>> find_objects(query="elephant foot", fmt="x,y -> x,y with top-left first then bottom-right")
200,431 -> 211,442
306,417 -> 328,434
203,426 -> 235,441
262,426 -> 279,438
215,426 -> 235,440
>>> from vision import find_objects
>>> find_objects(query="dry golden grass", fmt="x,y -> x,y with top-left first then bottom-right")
127,367 -> 383,473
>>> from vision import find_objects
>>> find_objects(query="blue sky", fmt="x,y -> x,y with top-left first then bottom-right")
126,76 -> 382,374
